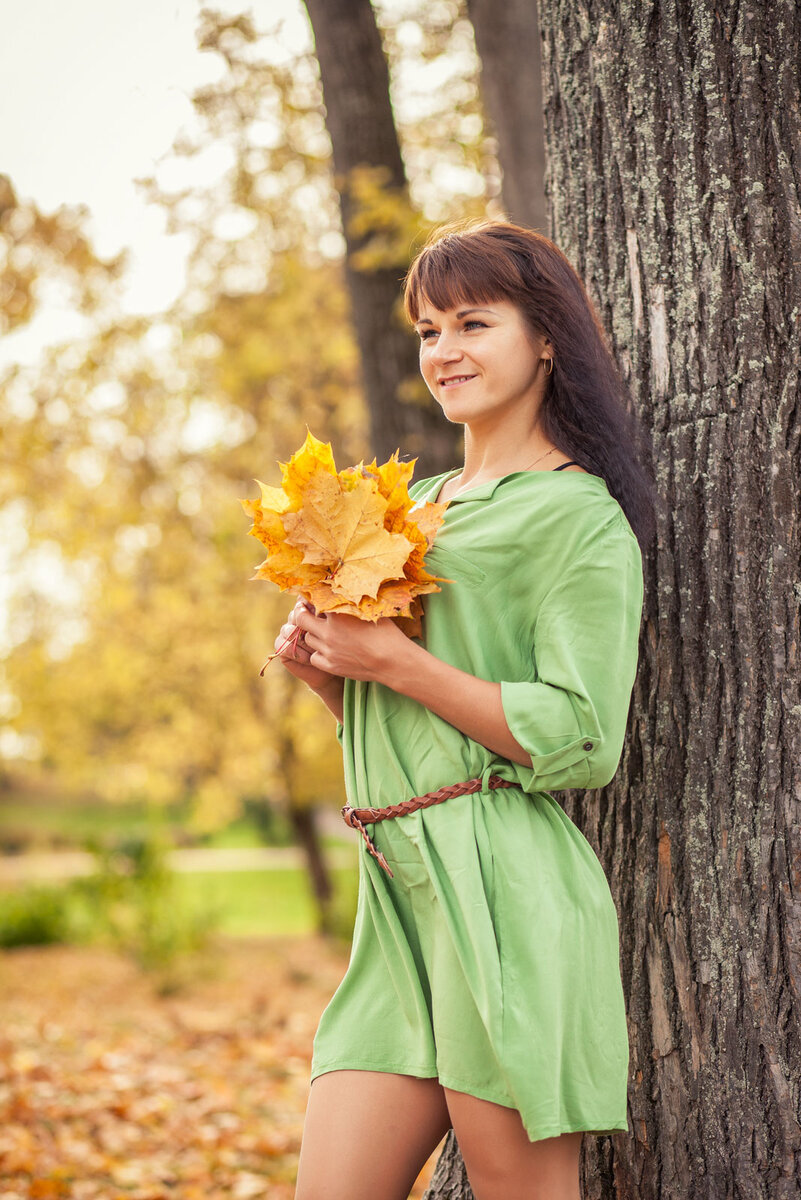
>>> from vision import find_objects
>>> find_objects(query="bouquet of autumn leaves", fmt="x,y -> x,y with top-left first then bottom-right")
241,432 -> 449,671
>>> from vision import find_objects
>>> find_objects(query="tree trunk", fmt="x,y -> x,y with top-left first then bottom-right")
303,0 -> 458,477
422,1132 -> 474,1200
465,0 -> 546,231
538,2 -> 800,1198
288,805 -> 334,934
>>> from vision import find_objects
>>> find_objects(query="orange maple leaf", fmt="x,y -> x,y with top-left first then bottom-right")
241,432 -> 450,648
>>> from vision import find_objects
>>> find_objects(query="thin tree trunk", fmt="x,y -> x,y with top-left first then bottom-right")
465,0 -> 547,231
538,2 -> 801,1198
288,805 -> 334,934
303,0 -> 458,477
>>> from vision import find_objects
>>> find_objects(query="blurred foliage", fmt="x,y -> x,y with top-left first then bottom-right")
0,2 -> 497,835
0,848 -> 359,954
375,0 -> 501,218
0,835 -> 216,976
344,165 -> 423,272
0,174 -> 126,335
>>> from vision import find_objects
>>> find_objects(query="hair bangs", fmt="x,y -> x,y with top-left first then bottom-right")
404,233 -> 524,323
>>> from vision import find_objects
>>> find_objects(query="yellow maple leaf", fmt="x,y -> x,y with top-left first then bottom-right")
282,472 -> 413,602
240,431 -> 450,638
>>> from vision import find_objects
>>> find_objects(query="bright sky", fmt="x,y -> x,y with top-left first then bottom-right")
0,0 -> 308,367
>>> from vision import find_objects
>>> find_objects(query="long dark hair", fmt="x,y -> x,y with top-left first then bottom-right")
403,220 -> 657,549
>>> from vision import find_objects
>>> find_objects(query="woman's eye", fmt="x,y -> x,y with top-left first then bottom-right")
419,320 -> 486,341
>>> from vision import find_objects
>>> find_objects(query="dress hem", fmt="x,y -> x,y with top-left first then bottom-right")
310,1058 -> 629,1143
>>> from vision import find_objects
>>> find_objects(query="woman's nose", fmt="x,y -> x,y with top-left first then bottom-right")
429,331 -> 462,363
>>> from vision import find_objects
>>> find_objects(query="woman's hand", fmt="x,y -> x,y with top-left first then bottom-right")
293,605 -> 413,685
273,599 -> 340,693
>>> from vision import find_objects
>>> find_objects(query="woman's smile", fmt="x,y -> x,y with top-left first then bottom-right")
438,373 -> 477,387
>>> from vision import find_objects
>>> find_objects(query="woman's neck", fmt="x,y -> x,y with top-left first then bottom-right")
458,424 -> 557,488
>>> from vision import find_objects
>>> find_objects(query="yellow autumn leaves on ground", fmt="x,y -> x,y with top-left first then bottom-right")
241,432 -> 449,634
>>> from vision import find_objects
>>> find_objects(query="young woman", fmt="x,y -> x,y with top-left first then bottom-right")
274,221 -> 656,1200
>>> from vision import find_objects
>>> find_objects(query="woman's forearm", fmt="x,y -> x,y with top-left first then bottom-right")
311,675 -> 345,723
381,640 -> 532,768
293,608 -> 530,762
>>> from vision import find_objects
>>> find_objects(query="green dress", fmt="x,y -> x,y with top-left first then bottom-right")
311,467 -> 644,1143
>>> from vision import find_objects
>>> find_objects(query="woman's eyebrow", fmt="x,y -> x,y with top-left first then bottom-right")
415,307 -> 495,326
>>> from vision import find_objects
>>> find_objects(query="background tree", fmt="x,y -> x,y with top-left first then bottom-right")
303,0 -> 457,474
465,0 -> 546,230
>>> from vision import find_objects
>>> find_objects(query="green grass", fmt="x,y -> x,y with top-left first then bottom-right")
0,864 -> 361,950
0,799 -> 171,847
177,865 -> 359,937
0,796 -> 299,854
199,820 -> 266,850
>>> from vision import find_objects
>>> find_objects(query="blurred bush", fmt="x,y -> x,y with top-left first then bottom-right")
0,883 -> 74,947
80,834 -> 218,970
0,835 -> 218,972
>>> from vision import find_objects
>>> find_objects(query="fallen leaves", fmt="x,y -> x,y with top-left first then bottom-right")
0,941 -> 442,1199
241,431 -> 449,630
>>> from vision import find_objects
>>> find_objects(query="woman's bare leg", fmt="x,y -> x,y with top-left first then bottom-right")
295,1070 -> 452,1200
443,1087 -> 583,1200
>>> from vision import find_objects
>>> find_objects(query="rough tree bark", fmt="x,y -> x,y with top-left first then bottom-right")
427,3 -> 801,1199
303,0 -> 458,476
539,3 -> 800,1198
465,0 -> 547,231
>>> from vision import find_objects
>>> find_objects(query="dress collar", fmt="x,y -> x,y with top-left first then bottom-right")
421,467 -> 605,505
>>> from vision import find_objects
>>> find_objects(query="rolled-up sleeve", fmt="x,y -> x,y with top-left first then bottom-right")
501,518 -> 644,792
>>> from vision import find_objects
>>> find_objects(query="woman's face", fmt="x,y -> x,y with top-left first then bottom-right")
414,297 -> 551,430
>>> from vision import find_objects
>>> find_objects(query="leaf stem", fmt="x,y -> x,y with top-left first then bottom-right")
259,624 -> 302,675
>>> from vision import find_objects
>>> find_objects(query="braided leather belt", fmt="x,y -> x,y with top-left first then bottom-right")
341,774 -> 516,878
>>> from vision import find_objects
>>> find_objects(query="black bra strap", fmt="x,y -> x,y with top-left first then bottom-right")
552,460 -> 581,471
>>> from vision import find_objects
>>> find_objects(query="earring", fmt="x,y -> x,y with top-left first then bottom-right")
543,358 -> 554,376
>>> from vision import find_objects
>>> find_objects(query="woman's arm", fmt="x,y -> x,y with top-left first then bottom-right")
388,640 -> 533,766
292,608 -> 532,766
311,675 -> 345,723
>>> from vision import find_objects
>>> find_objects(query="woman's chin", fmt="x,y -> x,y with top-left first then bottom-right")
437,396 -> 482,420
437,400 -> 499,428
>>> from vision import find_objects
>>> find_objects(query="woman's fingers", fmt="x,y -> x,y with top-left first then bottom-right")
273,601 -> 336,670
285,598 -> 314,629
274,622 -> 311,660
293,606 -> 328,637
291,598 -> 316,618
274,600 -> 319,662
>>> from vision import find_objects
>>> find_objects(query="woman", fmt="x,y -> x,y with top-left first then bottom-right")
274,221 -> 656,1200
